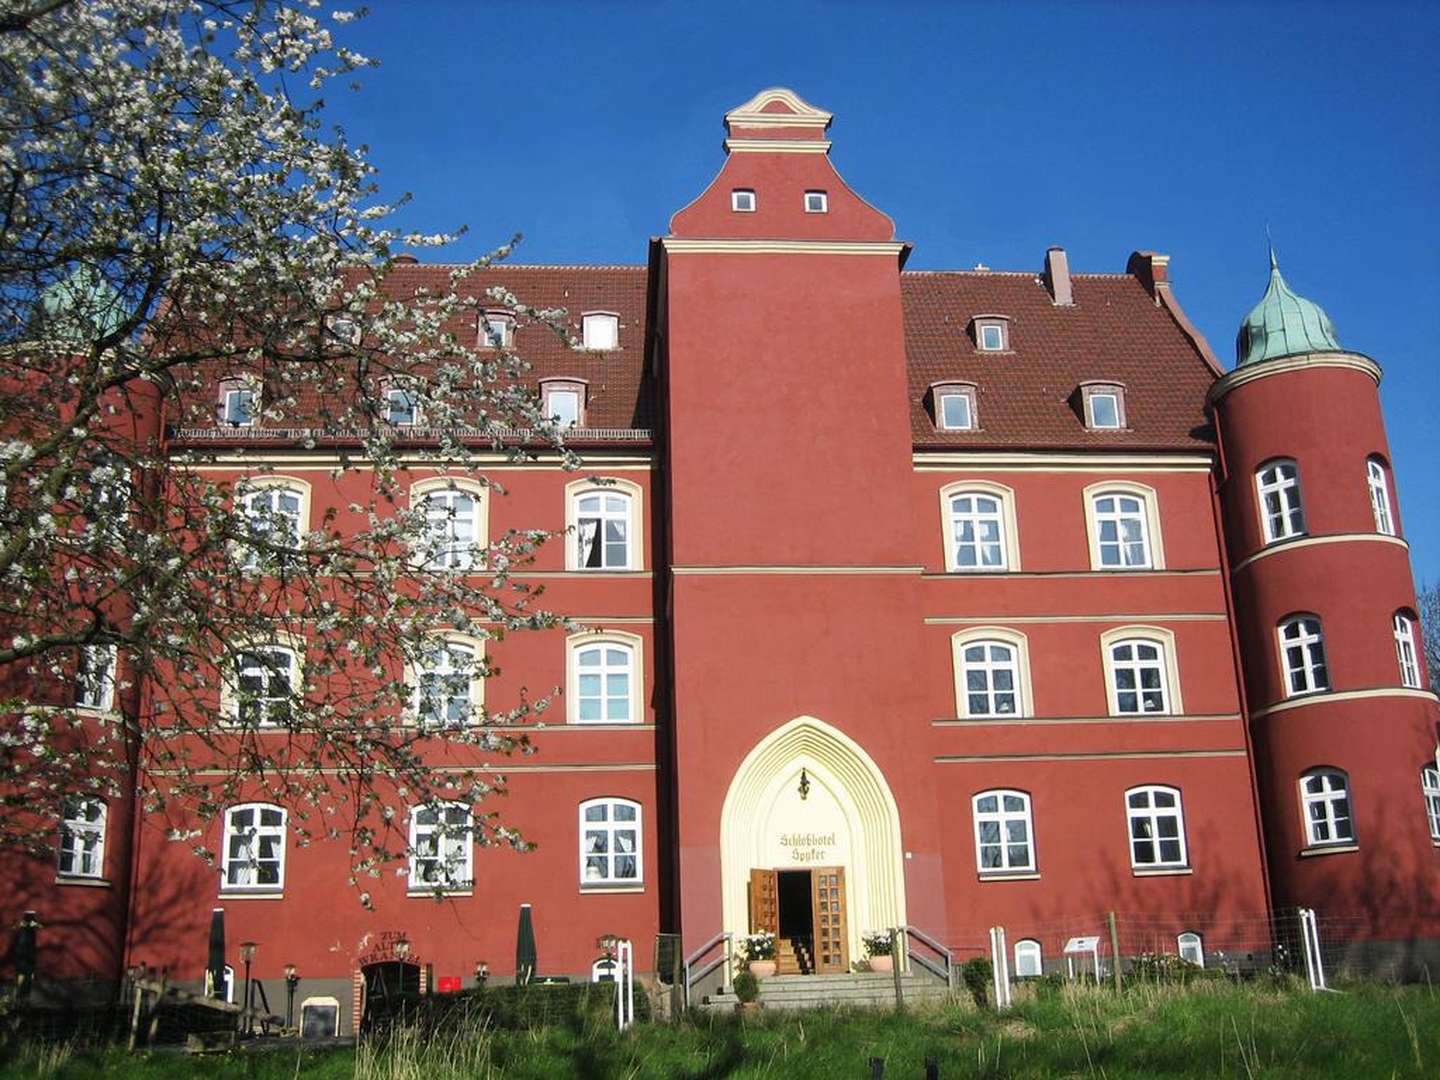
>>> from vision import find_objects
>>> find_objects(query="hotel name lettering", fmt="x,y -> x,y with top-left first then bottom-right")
778,831 -> 836,864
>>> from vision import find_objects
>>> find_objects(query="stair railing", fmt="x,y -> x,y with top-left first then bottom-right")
682,931 -> 733,1008
896,925 -> 955,989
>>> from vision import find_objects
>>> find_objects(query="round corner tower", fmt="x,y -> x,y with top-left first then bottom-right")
1209,251 -> 1440,971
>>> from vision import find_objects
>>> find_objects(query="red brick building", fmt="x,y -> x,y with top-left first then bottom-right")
4,89 -> 1437,1031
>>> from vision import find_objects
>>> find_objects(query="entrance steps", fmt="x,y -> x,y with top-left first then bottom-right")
705,972 -> 952,1012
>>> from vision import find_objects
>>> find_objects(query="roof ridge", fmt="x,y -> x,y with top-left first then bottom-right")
396,263 -> 646,271
902,269 -> 1133,279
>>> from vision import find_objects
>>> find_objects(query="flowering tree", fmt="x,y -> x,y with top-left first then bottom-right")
1419,583 -> 1440,690
0,0 -> 573,897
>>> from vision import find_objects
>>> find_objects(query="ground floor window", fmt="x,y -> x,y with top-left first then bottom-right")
1177,932 -> 1204,966
1014,938 -> 1042,977
580,798 -> 642,886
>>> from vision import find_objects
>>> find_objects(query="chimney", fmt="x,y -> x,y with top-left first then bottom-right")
1043,246 -> 1073,306
1126,251 -> 1170,304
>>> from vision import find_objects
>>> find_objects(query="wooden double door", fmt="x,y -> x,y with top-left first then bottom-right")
749,866 -> 849,973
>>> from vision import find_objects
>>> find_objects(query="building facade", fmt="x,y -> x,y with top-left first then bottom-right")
3,89 -> 1438,1032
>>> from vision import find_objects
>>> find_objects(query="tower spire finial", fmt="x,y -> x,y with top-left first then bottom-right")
1266,224 -> 1278,272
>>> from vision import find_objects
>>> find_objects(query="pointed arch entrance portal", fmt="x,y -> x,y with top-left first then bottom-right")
720,716 -> 906,973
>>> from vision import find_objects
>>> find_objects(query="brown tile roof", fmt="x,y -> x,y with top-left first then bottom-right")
902,271 -> 1216,451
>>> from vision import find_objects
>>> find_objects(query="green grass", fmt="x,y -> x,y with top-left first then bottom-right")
5,980 -> 1439,1078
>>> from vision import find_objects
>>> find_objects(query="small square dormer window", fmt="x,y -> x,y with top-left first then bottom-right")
932,384 -> 977,431
976,322 -> 1008,351
731,189 -> 756,213
1081,384 -> 1126,430
582,312 -> 619,351
385,387 -> 418,426
326,313 -> 360,346
804,190 -> 828,213
541,380 -> 586,429
481,312 -> 514,349
217,377 -> 259,427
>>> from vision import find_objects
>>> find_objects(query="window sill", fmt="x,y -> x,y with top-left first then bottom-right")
407,889 -> 473,898
1299,844 -> 1358,858
218,889 -> 286,899
1131,866 -> 1192,877
55,875 -> 111,888
977,871 -> 1040,882
579,884 -> 645,894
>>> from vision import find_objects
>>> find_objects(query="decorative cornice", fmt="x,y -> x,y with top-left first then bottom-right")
672,564 -> 921,576
661,238 -> 907,257
912,451 -> 1215,472
924,613 -> 1228,625
936,749 -> 1247,764
723,138 -> 832,154
1230,532 -> 1409,574
1208,351 -> 1381,404
725,88 -> 833,130
1250,686 -> 1439,721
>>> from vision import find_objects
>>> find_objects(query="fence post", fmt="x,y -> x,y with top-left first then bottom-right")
1106,911 -> 1123,992
889,928 -> 905,1011
1298,908 -> 1326,992
988,926 -> 1012,1010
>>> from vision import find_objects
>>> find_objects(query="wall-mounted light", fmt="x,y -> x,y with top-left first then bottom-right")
798,768 -> 811,801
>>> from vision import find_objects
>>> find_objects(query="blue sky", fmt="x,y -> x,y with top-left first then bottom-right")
327,1 -> 1440,582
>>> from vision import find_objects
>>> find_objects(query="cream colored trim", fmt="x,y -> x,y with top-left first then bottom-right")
672,565 -> 921,576
1208,351 -> 1381,404
217,891 -> 284,900
516,571 -> 653,581
923,569 -> 1219,581
565,477 -> 643,571
1099,625 -> 1185,717
951,627 -> 1034,719
1082,480 -> 1166,571
1298,844 -> 1359,858
218,632 -> 306,725
926,613 -> 1226,625
933,712 -> 1241,728
234,473 -> 313,533
724,138 -> 832,154
726,88 -> 833,129
407,889 -> 472,898
401,630 -> 487,728
176,762 -> 659,777
1250,686 -> 1440,721
579,885 -> 646,895
1132,867 -> 1193,877
566,630 -> 644,725
937,749 -> 1246,764
531,723 -> 657,733
409,475 -> 489,570
661,238 -> 908,257
937,479 -> 1021,572
181,453 -> 655,470
55,876 -> 112,888
1230,532 -> 1409,573
914,451 -> 1214,472
977,872 -> 1041,882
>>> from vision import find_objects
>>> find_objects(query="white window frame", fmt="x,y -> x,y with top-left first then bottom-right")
1394,612 -> 1421,689
939,481 -> 1020,572
232,644 -> 298,727
299,996 -> 340,1037
326,313 -> 361,346
411,478 -> 486,572
413,637 -> 482,729
1084,389 -> 1124,430
1422,765 -> 1440,841
220,965 -> 235,1004
936,388 -> 974,431
1106,638 -> 1172,715
591,957 -> 619,983
75,643 -> 117,711
220,383 -> 258,427
1278,615 -> 1329,697
1086,486 -> 1158,570
58,796 -> 106,879
1367,458 -> 1395,536
1256,459 -> 1307,543
958,640 -> 1022,718
951,628 -> 1032,720
384,386 -> 419,426
566,478 -> 642,571
480,311 -> 513,349
975,320 -> 1008,351
238,480 -> 309,569
1300,769 -> 1354,847
1177,932 -> 1204,967
948,491 -> 1007,571
730,188 -> 756,212
408,802 -> 474,890
579,797 -> 643,886
567,631 -> 642,725
1013,939 -> 1042,978
541,380 -> 585,429
1125,785 -> 1188,869
581,312 -> 619,351
221,803 -> 287,891
972,789 -> 1036,875
803,190 -> 828,213
1098,626 -> 1183,717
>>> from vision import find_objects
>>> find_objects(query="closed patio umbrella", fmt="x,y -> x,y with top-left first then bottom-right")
207,907 -> 226,999
515,904 -> 536,986
14,911 -> 39,1000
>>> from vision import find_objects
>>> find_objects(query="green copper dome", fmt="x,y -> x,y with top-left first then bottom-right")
1235,250 -> 1341,367
37,266 -> 128,342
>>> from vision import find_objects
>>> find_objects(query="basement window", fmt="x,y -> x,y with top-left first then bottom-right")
731,189 -> 756,213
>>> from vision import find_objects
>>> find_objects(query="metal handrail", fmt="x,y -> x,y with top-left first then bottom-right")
897,924 -> 955,988
682,931 -> 733,1008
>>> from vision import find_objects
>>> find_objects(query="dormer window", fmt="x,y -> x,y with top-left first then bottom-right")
541,379 -> 586,429
217,377 -> 258,427
581,312 -> 619,351
731,189 -> 756,213
481,312 -> 513,349
326,313 -> 360,346
804,190 -> 828,213
971,316 -> 1010,352
1081,383 -> 1126,430
931,382 -> 977,431
385,386 -> 419,426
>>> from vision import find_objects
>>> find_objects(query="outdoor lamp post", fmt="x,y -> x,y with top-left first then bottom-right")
284,964 -> 299,1029
239,941 -> 257,1034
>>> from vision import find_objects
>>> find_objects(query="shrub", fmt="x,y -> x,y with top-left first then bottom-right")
742,932 -> 776,962
961,957 -> 992,1008
375,981 -> 650,1035
1128,951 -> 1211,984
862,931 -> 893,957
732,971 -> 759,1004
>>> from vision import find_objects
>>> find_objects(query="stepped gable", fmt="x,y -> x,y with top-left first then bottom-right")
903,269 -> 1217,450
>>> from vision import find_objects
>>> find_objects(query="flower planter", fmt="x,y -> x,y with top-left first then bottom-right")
868,955 -> 893,973
748,960 -> 777,978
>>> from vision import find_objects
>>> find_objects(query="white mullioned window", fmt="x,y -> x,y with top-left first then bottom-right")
1092,491 -> 1153,568
575,490 -> 632,570
1394,612 -> 1421,689
1177,932 -> 1204,966
1125,785 -> 1187,868
581,313 -> 619,350
579,798 -> 642,885
220,385 -> 257,426
222,803 -> 287,889
75,643 -> 117,711
1256,460 -> 1306,543
1367,458 -> 1395,536
542,382 -> 583,428
408,803 -> 473,889
1013,939 -> 1042,978
949,492 -> 1007,570
1279,615 -> 1329,697
385,387 -> 418,426
1108,639 -> 1171,714
959,640 -> 1021,717
1300,769 -> 1353,847
415,639 -> 477,728
972,790 -> 1035,874
1421,766 -> 1440,841
240,485 -> 304,568
58,796 -> 106,878
420,488 -> 479,571
233,646 -> 296,727
937,390 -> 974,431
574,640 -> 635,724
481,312 -> 513,349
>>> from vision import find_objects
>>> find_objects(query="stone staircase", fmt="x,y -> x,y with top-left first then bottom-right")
775,937 -> 813,975
705,971 -> 953,1011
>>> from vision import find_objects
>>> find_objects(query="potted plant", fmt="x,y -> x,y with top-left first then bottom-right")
732,969 -> 760,1014
742,931 -> 777,978
863,931 -> 895,973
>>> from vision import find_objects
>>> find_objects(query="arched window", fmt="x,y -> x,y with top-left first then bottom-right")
408,802 -> 473,890
58,796 -> 106,879
238,483 -> 306,569
1013,939 -> 1043,978
1393,612 -> 1421,689
948,492 -> 1007,570
1125,786 -> 1187,868
1421,766 -> 1440,841
1085,485 -> 1161,570
412,479 -> 484,572
414,639 -> 479,728
568,634 -> 639,724
1256,460 -> 1306,543
972,790 -> 1035,874
1299,769 -> 1353,847
1367,458 -> 1395,536
232,645 -> 297,727
1278,615 -> 1329,697
579,798 -> 642,886
958,640 -> 1021,717
567,479 -> 642,571
1177,932 -> 1204,967
221,803 -> 287,890
591,956 -> 619,983
1106,638 -> 1173,715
